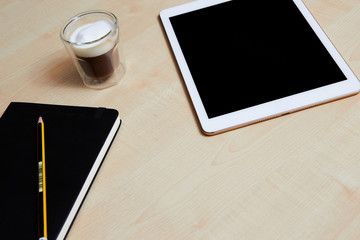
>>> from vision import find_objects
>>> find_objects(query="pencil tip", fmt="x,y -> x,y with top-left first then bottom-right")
38,116 -> 43,123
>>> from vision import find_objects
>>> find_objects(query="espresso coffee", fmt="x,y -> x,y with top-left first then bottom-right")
77,46 -> 120,79
61,10 -> 126,89
70,20 -> 119,81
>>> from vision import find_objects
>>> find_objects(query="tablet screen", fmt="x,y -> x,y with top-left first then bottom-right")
169,1 -> 346,119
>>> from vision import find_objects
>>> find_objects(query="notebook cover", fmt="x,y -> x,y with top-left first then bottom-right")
0,102 -> 121,239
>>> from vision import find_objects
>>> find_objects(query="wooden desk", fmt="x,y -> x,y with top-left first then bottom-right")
1,0 -> 360,239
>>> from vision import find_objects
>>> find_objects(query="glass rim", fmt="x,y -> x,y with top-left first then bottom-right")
60,10 -> 118,46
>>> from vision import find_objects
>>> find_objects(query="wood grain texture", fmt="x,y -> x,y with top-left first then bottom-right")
1,0 -> 360,239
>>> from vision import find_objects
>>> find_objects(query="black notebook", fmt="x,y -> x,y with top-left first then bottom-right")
0,102 -> 121,239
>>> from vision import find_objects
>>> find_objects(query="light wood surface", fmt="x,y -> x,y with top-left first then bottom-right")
2,0 -> 360,239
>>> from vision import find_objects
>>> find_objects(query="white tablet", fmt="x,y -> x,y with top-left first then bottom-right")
160,0 -> 360,135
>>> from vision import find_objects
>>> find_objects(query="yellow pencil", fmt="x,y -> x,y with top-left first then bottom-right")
37,116 -> 48,240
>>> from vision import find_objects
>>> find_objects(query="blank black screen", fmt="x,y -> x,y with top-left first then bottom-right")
170,1 -> 346,118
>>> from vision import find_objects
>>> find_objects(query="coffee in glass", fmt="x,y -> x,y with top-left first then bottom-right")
61,11 -> 126,89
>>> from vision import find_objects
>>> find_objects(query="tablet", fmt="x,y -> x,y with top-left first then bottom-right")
160,0 -> 360,135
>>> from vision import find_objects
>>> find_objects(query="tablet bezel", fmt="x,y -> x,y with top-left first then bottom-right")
160,0 -> 360,135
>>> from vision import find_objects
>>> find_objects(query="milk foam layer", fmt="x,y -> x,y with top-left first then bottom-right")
70,20 -> 117,58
